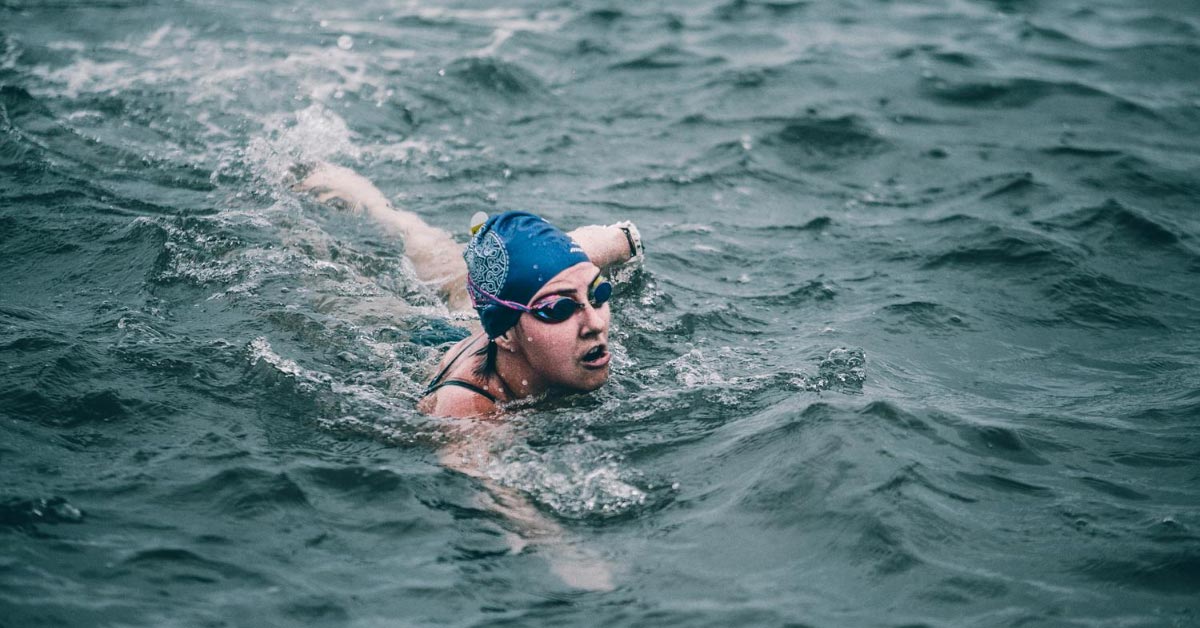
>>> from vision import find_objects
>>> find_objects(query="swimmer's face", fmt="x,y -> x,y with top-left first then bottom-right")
510,262 -> 611,392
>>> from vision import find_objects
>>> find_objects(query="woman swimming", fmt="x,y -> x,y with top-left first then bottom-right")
297,163 -> 641,590
297,163 -> 643,419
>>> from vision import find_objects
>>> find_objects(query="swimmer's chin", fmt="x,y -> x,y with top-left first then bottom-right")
571,365 -> 611,393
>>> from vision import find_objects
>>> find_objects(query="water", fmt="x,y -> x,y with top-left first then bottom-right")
2,0 -> 1199,625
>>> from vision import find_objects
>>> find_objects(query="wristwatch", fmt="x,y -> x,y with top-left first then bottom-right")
612,220 -> 644,263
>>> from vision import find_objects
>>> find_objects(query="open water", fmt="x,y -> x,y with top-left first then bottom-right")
2,0 -> 1200,626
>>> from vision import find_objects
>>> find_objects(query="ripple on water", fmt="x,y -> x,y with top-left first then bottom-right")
921,227 -> 1076,272
166,467 -> 311,519
1033,198 -> 1187,249
712,0 -> 811,22
299,464 -> 412,498
956,471 -> 1054,498
610,44 -> 722,71
119,547 -> 270,587
1,314 -> 177,428
1075,475 -> 1151,502
662,306 -> 768,340
1074,550 -> 1200,596
750,278 -> 838,307
444,56 -> 547,99
878,300 -> 971,335
853,516 -> 924,576
917,75 -> 1155,116
759,115 -> 891,172
1040,274 -> 1170,330
953,420 -> 1051,466
917,574 -> 1010,605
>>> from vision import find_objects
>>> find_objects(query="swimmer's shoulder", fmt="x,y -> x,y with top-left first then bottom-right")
421,384 -> 497,418
420,332 -> 496,418
434,332 -> 486,372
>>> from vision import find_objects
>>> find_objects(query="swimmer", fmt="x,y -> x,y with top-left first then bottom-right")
297,163 -> 641,590
296,163 -> 643,418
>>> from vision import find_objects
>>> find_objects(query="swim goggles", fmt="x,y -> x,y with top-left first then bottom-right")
468,275 -> 612,324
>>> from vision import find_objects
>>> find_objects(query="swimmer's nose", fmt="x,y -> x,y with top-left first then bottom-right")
579,299 -> 607,336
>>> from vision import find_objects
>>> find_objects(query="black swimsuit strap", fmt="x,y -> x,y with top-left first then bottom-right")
422,334 -> 490,400
424,379 -> 497,403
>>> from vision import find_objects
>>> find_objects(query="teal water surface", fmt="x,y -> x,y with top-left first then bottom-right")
2,0 -> 1199,626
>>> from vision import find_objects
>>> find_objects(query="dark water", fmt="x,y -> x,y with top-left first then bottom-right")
3,0 -> 1200,625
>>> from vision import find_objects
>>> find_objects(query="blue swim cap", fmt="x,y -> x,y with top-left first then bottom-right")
464,211 -> 590,338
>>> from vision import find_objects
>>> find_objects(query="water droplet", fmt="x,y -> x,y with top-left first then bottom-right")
337,35 -> 353,50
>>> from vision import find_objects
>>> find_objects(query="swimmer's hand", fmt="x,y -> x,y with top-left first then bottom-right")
293,162 -> 392,214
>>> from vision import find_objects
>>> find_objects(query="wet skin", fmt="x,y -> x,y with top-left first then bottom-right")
420,261 -> 611,417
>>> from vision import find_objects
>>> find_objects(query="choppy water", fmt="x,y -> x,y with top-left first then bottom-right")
3,0 -> 1200,625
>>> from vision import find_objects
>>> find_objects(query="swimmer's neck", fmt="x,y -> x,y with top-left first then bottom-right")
492,344 -> 551,402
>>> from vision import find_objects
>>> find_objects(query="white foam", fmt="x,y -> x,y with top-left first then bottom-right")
486,442 -> 647,518
141,24 -> 172,49
248,337 -> 333,392
0,35 -> 22,71
242,104 -> 359,182
411,6 -> 568,33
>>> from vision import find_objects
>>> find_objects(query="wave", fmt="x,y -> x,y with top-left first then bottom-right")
1040,273 -> 1170,330
712,0 -> 811,22
853,171 -> 1047,210
120,546 -> 270,586
878,300 -> 972,334
759,115 -> 891,171
1075,551 -> 1200,596
166,467 -> 311,518
610,45 -> 724,70
0,315 -> 177,428
1033,199 -> 1189,250
703,65 -> 781,89
444,56 -> 546,98
921,229 -> 1076,271
0,85 -> 55,170
918,76 -> 1161,121
750,279 -> 838,306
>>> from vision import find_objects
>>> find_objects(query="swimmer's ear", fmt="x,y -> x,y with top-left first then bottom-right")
493,332 -> 518,354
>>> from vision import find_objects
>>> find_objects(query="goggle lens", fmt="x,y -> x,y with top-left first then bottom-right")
530,280 -> 612,323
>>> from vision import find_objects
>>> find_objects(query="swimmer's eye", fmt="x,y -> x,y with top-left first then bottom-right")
588,277 -> 612,308
527,280 -> 612,323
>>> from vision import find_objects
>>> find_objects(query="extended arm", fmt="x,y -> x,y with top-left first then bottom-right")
296,164 -> 473,310
296,163 -> 641,312
439,421 -> 615,591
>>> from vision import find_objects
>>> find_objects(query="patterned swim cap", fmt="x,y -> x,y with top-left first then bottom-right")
464,211 -> 590,338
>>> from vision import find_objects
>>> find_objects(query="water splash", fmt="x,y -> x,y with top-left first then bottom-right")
486,440 -> 648,519
809,346 -> 867,393
238,104 -> 359,185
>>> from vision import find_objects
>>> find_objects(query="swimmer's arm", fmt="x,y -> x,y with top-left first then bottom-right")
566,224 -> 642,271
297,163 -> 642,305
439,431 -> 615,591
296,163 -> 473,310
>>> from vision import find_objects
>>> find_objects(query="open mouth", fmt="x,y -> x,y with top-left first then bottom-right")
581,344 -> 610,368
